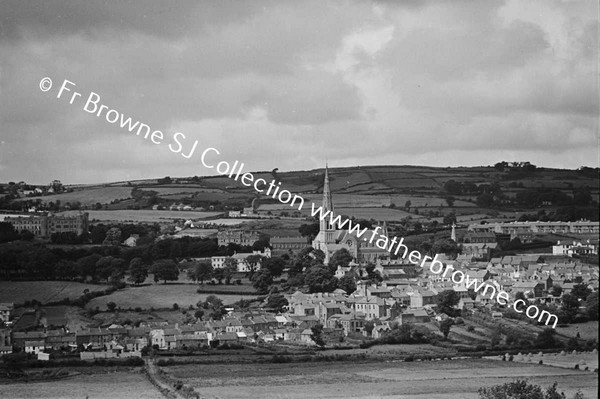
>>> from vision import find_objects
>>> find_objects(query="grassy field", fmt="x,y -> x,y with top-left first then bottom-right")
85,283 -> 257,310
336,207 -> 415,221
19,186 -> 133,206
162,358 -> 598,399
556,321 -> 599,340
60,209 -> 223,223
487,350 -> 598,372
0,371 -> 164,399
0,281 -> 110,305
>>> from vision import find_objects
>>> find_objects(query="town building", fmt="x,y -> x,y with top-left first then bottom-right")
217,229 -> 260,246
4,212 -> 89,238
270,235 -> 309,256
468,220 -> 599,235
553,239 -> 599,256
0,303 -> 13,323
211,248 -> 271,272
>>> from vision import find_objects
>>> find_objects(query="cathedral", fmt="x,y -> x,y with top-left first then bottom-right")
312,166 -> 391,264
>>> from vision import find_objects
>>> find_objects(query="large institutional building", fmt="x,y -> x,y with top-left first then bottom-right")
217,229 -> 260,247
312,166 -> 389,264
3,212 -> 89,238
468,220 -> 599,235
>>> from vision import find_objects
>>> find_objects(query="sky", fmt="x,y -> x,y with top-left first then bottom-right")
0,0 -> 598,185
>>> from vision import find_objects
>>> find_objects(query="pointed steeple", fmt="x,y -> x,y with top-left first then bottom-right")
322,164 -> 333,214
451,223 -> 457,242
320,164 -> 335,234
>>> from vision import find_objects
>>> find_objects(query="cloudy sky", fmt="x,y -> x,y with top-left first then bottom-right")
0,0 -> 598,184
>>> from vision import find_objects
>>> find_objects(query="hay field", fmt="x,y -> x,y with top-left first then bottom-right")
0,371 -> 164,399
487,351 -> 598,372
85,283 -> 256,310
0,281 -> 110,304
163,358 -> 597,399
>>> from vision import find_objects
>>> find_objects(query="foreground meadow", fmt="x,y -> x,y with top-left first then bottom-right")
163,358 -> 598,399
0,371 -> 163,399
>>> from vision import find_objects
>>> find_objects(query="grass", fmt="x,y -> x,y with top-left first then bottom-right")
20,186 -> 133,205
162,358 -> 598,399
556,321 -> 599,340
487,351 -> 599,372
0,281 -> 110,305
85,283 -> 257,310
337,207 -> 414,221
0,371 -> 164,399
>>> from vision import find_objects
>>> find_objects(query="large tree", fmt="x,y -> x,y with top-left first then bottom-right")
262,256 -> 286,278
252,268 -> 273,294
245,255 -> 263,280
103,227 -> 122,246
337,274 -> 357,294
187,261 -> 213,285
586,291 -> 599,320
198,295 -> 226,320
560,293 -> 580,323
298,223 -> 319,240
329,248 -> 353,268
128,257 -> 149,286
310,324 -> 326,348
265,293 -> 288,313
305,266 -> 337,293
223,257 -> 238,284
439,318 -> 454,339
571,283 -> 591,301
151,259 -> 179,284
436,290 -> 460,316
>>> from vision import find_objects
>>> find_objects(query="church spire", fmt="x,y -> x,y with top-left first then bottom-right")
322,164 -> 333,214
320,164 -> 335,234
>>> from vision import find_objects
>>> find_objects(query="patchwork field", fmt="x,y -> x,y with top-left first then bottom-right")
0,371 -> 164,399
162,358 -> 598,399
85,283 -> 257,310
0,281 -> 110,305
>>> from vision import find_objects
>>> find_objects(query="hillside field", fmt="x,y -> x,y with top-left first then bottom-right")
0,281 -> 110,305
